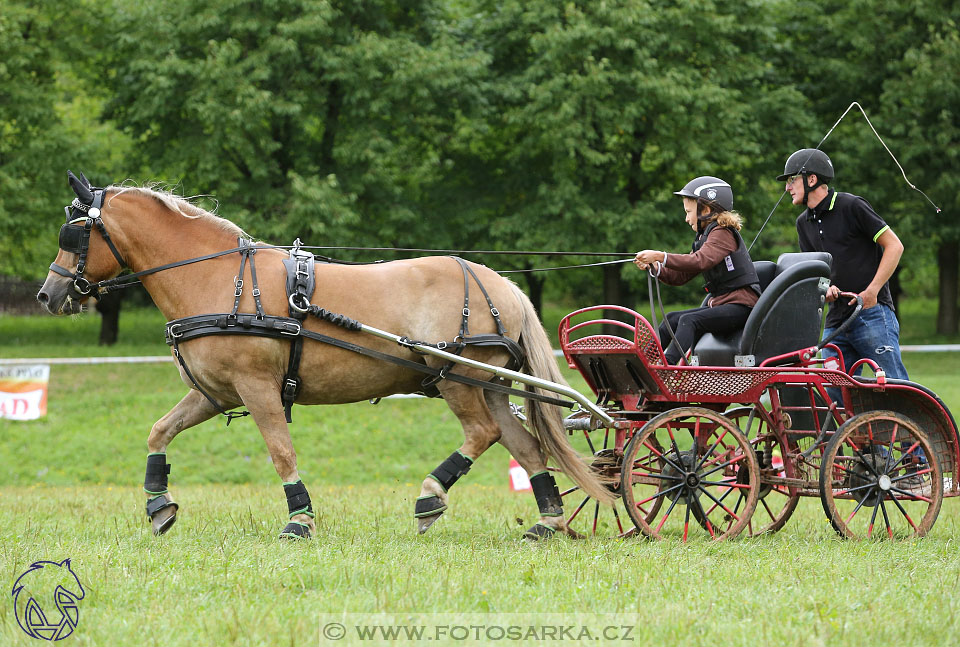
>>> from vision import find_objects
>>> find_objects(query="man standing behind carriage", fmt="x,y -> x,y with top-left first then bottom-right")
779,149 -> 909,381
634,176 -> 760,364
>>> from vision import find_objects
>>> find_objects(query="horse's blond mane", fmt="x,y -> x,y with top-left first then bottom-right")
107,184 -> 249,239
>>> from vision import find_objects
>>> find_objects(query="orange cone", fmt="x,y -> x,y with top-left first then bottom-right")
509,458 -> 532,491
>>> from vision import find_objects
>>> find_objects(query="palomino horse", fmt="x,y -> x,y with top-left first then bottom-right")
38,172 -> 613,540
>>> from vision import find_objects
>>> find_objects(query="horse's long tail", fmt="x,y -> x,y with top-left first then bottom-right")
510,284 -> 615,505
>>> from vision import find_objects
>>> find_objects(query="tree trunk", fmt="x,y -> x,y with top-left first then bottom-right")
936,240 -> 959,335
602,264 -> 624,334
523,272 -> 545,318
96,291 -> 123,346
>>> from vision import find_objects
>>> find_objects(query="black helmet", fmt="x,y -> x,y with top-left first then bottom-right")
776,148 -> 834,183
674,176 -> 734,213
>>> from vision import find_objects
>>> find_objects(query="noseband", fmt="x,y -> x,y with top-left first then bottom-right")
50,190 -> 128,296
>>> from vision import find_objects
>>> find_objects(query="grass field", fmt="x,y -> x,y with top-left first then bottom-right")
2,305 -> 960,646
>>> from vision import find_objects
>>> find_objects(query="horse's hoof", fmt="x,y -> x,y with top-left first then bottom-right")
146,494 -> 179,536
523,523 -> 556,541
279,521 -> 312,540
414,495 -> 446,534
417,513 -> 444,534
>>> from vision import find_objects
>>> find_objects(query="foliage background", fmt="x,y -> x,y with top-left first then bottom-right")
1,0 -> 958,328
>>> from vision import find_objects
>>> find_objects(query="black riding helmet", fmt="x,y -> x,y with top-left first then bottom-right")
777,148 -> 833,206
674,176 -> 734,217
777,148 -> 834,182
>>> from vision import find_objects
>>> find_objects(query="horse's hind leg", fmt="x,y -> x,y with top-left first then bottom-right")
485,390 -> 569,541
235,381 -> 316,540
416,383 -> 502,534
144,390 -> 220,535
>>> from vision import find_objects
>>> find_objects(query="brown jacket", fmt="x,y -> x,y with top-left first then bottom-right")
658,227 -> 759,308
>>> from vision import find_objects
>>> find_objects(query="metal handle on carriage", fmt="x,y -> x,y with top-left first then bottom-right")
817,291 -> 863,351
357,323 -> 615,427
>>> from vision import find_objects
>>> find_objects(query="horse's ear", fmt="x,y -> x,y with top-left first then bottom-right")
67,170 -> 94,204
77,171 -> 92,189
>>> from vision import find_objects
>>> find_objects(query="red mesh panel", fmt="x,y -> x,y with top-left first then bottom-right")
654,369 -> 770,397
635,321 -> 664,365
565,336 -> 633,351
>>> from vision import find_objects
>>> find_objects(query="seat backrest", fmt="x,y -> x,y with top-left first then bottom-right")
754,260 -> 777,291
774,251 -> 832,277
738,252 -> 832,364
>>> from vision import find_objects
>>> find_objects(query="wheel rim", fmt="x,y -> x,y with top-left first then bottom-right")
620,407 -> 760,541
819,411 -> 943,539
726,406 -> 800,537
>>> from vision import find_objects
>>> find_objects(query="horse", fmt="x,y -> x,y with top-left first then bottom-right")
38,171 -> 613,540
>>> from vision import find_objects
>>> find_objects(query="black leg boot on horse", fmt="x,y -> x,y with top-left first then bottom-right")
144,453 -> 178,535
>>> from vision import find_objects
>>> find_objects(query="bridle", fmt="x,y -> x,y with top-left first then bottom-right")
50,189 -> 128,297
49,187 -> 253,298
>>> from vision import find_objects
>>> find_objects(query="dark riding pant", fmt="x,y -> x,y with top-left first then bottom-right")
659,304 -> 752,365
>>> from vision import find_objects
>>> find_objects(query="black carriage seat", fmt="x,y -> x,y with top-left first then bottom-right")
691,252 -> 832,367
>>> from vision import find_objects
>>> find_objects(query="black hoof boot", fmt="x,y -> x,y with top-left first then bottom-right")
523,523 -> 556,541
415,495 -> 447,534
279,521 -> 312,540
146,494 -> 179,536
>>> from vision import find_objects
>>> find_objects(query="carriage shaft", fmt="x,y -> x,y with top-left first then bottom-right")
359,323 -> 615,426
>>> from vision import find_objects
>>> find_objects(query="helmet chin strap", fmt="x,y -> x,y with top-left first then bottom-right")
802,173 -> 813,207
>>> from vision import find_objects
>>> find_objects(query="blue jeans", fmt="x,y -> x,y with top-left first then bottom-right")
822,304 -> 909,380
822,304 -> 921,461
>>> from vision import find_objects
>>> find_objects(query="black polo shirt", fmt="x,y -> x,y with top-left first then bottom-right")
796,188 -> 895,327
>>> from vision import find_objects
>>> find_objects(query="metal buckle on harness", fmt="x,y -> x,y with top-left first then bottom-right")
288,293 -> 310,314
279,322 -> 302,336
168,323 -> 184,339
282,378 -> 299,400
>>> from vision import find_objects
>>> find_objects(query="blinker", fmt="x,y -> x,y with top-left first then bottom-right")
58,224 -> 85,254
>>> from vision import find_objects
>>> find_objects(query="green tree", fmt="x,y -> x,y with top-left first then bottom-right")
466,0 -> 812,309
0,1 -> 132,280
776,0 -> 958,334
881,21 -> 960,334
97,0 -> 487,253
0,2 -> 65,278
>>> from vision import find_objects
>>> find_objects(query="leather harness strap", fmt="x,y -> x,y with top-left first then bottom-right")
165,312 -> 572,410
163,252 -> 551,423
280,242 -> 315,423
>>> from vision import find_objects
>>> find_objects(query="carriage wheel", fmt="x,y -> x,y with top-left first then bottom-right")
548,428 -> 654,538
620,407 -> 760,541
726,406 -> 800,536
819,411 -> 943,539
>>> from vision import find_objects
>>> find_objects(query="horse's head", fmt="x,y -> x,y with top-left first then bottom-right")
37,171 -> 128,315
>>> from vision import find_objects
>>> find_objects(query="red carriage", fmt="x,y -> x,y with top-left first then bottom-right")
553,252 -> 958,540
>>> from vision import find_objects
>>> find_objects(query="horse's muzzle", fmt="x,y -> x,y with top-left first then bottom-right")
37,274 -> 84,315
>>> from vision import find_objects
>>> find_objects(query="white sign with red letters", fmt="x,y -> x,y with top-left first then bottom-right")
0,365 -> 49,420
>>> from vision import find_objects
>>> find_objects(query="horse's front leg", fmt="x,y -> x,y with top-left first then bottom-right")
417,383 -> 502,534
237,381 -> 316,540
144,389 -> 220,535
